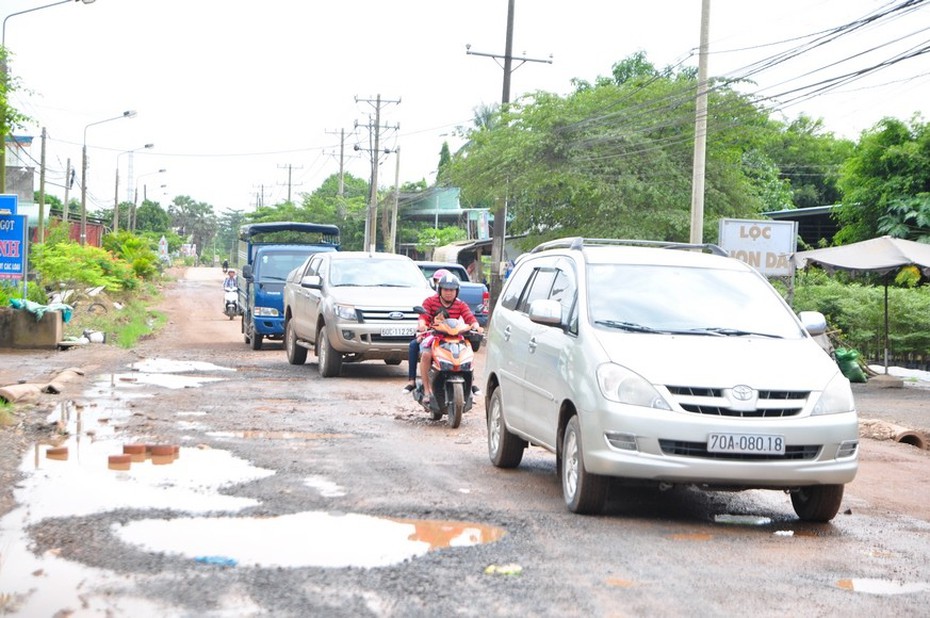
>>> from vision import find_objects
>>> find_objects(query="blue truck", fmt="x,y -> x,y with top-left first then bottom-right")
238,222 -> 340,350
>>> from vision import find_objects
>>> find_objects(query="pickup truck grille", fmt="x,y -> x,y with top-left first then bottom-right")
356,308 -> 420,322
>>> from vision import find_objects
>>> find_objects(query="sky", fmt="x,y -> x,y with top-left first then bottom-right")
4,0 -> 930,216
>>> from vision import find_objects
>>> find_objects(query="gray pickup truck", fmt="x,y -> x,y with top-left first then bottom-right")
415,261 -> 489,326
283,251 -> 433,377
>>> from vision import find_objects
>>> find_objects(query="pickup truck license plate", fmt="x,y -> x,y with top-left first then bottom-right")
381,326 -> 416,337
707,433 -> 785,455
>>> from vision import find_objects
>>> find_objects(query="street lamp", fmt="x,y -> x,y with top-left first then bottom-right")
1,0 -> 96,193
132,168 -> 166,232
114,143 -> 153,232
81,110 -> 136,245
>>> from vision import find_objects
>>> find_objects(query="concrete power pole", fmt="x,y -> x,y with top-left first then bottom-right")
689,0 -> 711,244
466,0 -> 551,312
355,94 -> 400,252
277,163 -> 302,203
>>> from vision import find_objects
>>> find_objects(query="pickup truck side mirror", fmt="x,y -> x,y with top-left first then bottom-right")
241,264 -> 253,280
300,275 -> 323,289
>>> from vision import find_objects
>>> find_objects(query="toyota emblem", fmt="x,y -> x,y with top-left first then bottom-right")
731,385 -> 754,401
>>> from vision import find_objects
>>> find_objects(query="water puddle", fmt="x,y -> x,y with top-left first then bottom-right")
208,430 -> 354,441
714,514 -> 772,526
305,475 -> 347,497
837,578 -> 930,595
115,512 -> 506,568
128,358 -> 236,374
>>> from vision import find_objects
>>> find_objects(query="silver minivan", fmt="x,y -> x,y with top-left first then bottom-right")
483,238 -> 858,521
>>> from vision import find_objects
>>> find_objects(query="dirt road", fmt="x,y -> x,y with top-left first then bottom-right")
1,267 -> 929,616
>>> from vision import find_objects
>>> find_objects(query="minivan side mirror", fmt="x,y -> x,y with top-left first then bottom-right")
798,310 -> 827,336
529,298 -> 563,326
300,275 -> 323,289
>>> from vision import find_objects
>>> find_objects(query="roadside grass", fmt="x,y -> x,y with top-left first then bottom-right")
64,282 -> 167,348
0,400 -> 13,427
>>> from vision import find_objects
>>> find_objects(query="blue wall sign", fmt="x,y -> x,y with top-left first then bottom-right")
0,214 -> 27,279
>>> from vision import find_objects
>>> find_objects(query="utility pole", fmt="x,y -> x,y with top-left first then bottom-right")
355,94 -> 400,251
62,158 -> 71,227
689,0 -> 711,244
467,0 -> 552,311
389,146 -> 401,254
277,163 -> 302,203
37,127 -> 47,242
325,128 -> 348,197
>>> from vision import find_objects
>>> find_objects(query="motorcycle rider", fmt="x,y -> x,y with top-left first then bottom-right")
404,268 -> 451,392
223,269 -> 238,291
411,272 -> 483,405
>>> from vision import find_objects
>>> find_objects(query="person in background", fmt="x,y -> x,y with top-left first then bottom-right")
222,259 -> 229,273
224,269 -> 238,291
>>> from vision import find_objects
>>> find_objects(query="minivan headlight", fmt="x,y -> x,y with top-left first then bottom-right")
811,372 -> 855,416
596,363 -> 672,410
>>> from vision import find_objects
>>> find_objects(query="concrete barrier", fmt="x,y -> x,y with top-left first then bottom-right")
0,307 -> 63,349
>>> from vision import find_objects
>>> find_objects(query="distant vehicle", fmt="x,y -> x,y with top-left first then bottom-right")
283,251 -> 432,377
237,222 -> 340,350
484,237 -> 859,521
415,261 -> 489,326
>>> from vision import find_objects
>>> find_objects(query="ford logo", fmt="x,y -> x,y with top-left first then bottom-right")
388,311 -> 405,320
731,385 -> 754,401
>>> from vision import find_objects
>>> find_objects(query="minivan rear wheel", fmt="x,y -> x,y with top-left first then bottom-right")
487,389 -> 525,468
562,415 -> 608,514
790,484 -> 844,522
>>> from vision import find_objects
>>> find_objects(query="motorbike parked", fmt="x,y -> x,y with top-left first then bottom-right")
223,286 -> 240,320
411,308 -> 482,428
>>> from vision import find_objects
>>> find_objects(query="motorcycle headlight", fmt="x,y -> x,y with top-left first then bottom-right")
596,363 -> 671,410
811,372 -> 855,416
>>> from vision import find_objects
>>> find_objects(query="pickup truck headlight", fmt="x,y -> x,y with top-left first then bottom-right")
253,306 -> 279,317
334,304 -> 359,321
597,363 -> 672,410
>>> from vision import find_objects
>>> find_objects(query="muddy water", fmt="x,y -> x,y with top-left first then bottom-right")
0,358 -> 506,614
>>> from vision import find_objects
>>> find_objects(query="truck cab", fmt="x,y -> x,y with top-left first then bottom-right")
238,222 -> 340,350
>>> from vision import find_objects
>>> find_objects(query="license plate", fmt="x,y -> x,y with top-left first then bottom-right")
707,433 -> 785,455
381,326 -> 415,337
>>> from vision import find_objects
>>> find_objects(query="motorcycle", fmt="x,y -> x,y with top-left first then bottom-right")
412,308 -> 482,428
223,286 -> 240,320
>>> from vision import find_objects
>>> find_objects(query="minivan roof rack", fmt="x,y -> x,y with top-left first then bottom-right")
529,237 -> 728,256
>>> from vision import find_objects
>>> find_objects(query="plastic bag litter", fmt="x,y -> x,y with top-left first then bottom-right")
9,298 -> 73,323
835,348 -> 867,383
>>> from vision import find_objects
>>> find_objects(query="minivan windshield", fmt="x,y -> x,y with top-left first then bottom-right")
587,263 -> 806,339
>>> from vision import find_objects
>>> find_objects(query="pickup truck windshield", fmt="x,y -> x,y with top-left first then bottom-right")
257,251 -> 321,281
330,259 -> 426,288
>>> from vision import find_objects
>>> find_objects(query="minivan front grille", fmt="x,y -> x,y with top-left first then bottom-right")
659,440 -> 820,461
665,385 -> 810,418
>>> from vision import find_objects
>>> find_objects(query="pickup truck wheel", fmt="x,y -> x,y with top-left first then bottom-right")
285,318 -> 307,365
250,330 -> 263,350
318,329 -> 342,377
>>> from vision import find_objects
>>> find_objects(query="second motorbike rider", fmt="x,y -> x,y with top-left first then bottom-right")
406,272 -> 483,405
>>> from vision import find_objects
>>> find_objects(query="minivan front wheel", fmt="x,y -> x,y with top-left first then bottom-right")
487,389 -> 525,468
562,415 -> 608,514
790,484 -> 844,522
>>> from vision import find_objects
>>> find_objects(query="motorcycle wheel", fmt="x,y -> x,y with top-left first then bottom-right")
448,382 -> 464,428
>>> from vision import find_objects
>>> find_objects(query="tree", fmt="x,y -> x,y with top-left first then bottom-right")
835,116 -> 930,244
135,199 -> 171,234
436,142 -> 453,186
447,53 -> 772,247
168,195 -> 217,260
763,115 -> 853,210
